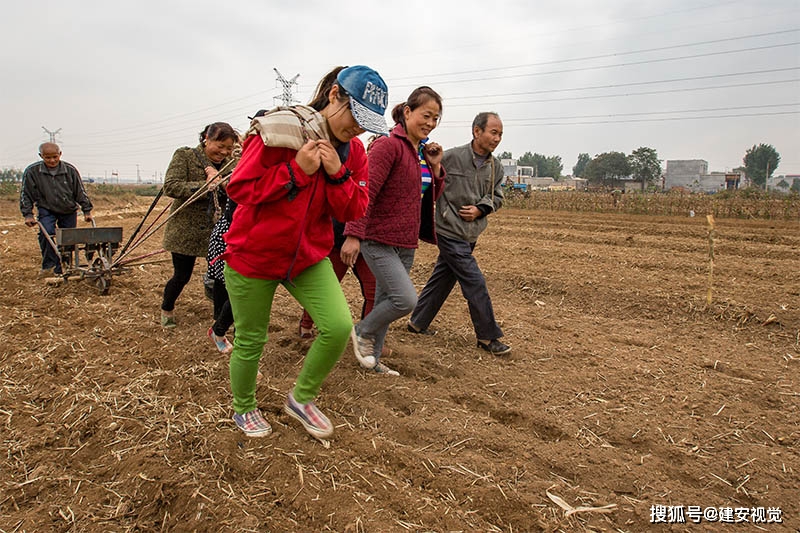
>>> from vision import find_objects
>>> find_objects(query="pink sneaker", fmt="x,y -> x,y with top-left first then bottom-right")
208,327 -> 233,354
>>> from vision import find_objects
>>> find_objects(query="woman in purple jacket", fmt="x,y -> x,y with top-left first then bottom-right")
342,86 -> 444,376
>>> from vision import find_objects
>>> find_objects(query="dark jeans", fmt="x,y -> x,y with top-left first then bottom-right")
161,253 -> 197,312
212,279 -> 234,336
37,207 -> 77,274
410,234 -> 503,341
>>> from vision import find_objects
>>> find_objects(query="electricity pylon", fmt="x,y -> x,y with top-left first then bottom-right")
42,126 -> 62,143
273,68 -> 300,107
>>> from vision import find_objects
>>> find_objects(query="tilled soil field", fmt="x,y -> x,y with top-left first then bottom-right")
0,194 -> 797,532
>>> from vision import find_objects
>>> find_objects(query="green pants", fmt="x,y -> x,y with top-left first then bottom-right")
224,260 -> 352,414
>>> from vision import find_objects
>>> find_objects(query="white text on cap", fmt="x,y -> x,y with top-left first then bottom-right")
362,82 -> 387,109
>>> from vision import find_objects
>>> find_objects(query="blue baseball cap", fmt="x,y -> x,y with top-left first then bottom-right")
337,65 -> 389,135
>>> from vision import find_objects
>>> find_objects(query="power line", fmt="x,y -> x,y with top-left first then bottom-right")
393,42 -> 800,88
437,110 -> 800,128
497,102 -> 800,122
5,76 -> 796,166
54,39 -> 800,148
76,89 -> 279,139
390,28 -> 799,82
26,68 -> 798,155
446,79 -> 800,107
446,67 -> 799,101
404,0 -> 747,59
22,47 -> 792,156
49,98 -> 800,164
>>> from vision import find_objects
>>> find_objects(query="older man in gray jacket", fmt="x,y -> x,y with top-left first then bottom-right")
408,112 -> 511,355
20,143 -> 93,276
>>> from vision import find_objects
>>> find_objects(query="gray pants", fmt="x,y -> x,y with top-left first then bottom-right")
357,240 -> 417,361
410,234 -> 503,341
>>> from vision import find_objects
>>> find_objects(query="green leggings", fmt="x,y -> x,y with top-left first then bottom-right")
224,260 -> 352,414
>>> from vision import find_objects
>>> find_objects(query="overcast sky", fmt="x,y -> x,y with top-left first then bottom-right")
1,0 -> 798,182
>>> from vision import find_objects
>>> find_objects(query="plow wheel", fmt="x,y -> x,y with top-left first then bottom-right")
94,275 -> 111,295
90,256 -> 113,295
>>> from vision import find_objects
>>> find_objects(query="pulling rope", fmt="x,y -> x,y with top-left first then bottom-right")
111,158 -> 235,267
116,187 -> 164,260
120,199 -> 173,259
114,248 -> 171,267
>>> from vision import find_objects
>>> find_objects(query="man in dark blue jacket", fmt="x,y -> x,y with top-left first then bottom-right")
20,143 -> 93,275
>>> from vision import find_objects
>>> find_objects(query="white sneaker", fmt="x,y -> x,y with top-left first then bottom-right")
369,361 -> 399,376
350,326 -> 376,369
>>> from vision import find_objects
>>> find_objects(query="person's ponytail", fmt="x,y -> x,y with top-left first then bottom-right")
308,66 -> 347,111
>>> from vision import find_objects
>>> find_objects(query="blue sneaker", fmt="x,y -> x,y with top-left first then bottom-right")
284,393 -> 333,439
208,327 -> 233,354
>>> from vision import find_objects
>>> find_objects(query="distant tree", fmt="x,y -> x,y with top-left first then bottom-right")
584,152 -> 631,186
628,147 -> 661,189
791,178 -> 800,193
775,178 -> 789,190
572,153 -> 591,177
743,143 -> 780,189
517,152 -> 535,168
0,168 -> 23,182
547,155 -> 563,180
498,151 -> 513,160
517,152 -> 562,179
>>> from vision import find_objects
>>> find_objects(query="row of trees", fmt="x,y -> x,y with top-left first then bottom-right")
500,147 -> 663,187
579,147 -> 662,187
501,143 -> 782,190
0,168 -> 23,181
0,143 -> 783,190
498,151 -> 564,179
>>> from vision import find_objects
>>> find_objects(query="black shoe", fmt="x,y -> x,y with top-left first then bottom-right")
407,323 -> 436,336
477,339 -> 511,356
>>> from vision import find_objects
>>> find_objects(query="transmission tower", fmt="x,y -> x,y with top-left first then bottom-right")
42,126 -> 62,143
273,68 -> 300,107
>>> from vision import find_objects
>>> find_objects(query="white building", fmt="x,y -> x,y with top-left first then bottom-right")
665,160 -> 742,193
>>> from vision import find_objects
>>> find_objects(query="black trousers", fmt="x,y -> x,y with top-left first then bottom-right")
161,252 -> 196,312
211,279 -> 234,336
410,234 -> 503,340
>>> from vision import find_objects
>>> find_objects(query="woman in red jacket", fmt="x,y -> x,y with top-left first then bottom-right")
222,65 -> 388,439
343,86 -> 444,376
